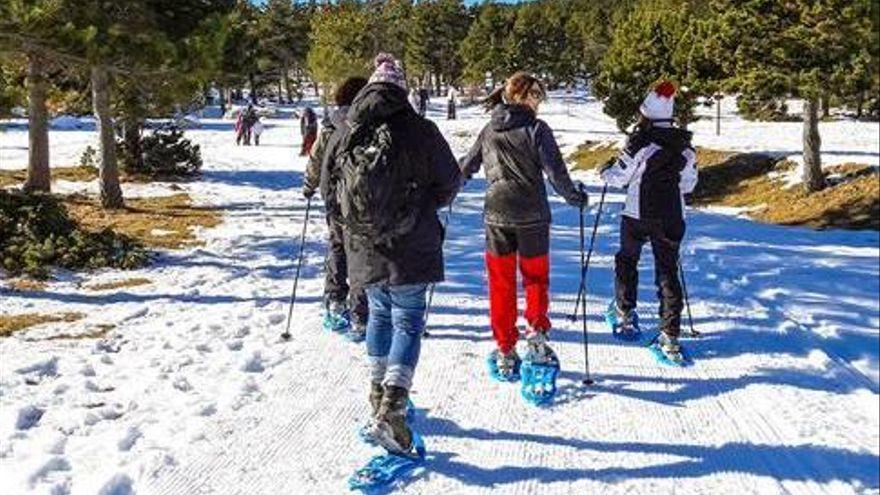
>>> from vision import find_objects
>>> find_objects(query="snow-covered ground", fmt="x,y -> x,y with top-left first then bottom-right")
0,97 -> 878,495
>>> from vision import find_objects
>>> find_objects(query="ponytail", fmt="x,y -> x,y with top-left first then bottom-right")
483,86 -> 505,111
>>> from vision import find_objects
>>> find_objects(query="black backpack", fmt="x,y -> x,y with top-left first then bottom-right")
337,122 -> 424,251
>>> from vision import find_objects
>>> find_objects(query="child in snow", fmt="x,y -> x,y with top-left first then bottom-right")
325,54 -> 460,457
460,72 -> 588,381
600,81 -> 698,362
300,106 -> 318,156
251,117 -> 264,146
303,76 -> 370,341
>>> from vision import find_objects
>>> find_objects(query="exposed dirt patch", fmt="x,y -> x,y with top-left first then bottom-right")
84,277 -> 152,291
569,139 -> 879,230
0,312 -> 85,337
4,278 -> 48,292
64,193 -> 222,249
0,166 -> 99,187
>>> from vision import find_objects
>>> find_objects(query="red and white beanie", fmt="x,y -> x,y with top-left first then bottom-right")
639,81 -> 676,121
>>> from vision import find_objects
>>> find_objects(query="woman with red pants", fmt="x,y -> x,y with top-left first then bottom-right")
460,72 -> 588,382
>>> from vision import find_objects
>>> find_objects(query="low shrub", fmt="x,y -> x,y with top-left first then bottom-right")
0,191 -> 150,279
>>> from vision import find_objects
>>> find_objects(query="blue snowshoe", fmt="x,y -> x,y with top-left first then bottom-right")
487,349 -> 521,382
648,332 -> 691,367
322,302 -> 351,333
605,301 -> 642,342
348,432 -> 426,492
520,332 -> 559,406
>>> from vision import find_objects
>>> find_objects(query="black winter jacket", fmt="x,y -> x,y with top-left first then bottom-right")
323,83 -> 461,288
304,107 -> 348,217
459,104 -> 583,227
600,124 -> 698,221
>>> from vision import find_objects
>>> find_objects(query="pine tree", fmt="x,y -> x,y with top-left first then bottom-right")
705,0 -> 875,192
593,0 -> 699,131
0,0 -> 64,193
459,2 -> 515,87
257,0 -> 311,103
307,3 -> 378,86
507,0 -> 572,85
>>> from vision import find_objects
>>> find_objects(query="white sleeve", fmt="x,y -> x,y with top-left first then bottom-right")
600,150 -> 640,189
679,147 -> 698,194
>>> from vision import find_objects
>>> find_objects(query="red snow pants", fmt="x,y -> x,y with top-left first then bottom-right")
485,224 -> 550,354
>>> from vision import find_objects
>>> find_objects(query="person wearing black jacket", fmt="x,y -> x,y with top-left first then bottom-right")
600,81 -> 698,362
323,54 -> 461,456
460,72 -> 588,381
304,76 -> 369,341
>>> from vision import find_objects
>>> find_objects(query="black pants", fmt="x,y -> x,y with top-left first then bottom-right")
614,215 -> 685,336
325,217 -> 368,325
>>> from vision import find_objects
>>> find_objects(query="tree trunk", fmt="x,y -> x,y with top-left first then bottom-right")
277,79 -> 283,104
282,63 -> 292,103
25,52 -> 51,193
249,73 -> 257,104
218,86 -> 227,116
91,65 -> 124,208
802,98 -> 826,192
856,91 -> 864,119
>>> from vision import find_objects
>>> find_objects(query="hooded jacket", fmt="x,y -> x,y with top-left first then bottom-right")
600,124 -> 698,221
322,82 -> 461,287
304,106 -> 349,216
459,103 -> 583,227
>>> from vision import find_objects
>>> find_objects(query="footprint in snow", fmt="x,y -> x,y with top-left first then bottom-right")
117,426 -> 142,452
241,351 -> 265,373
16,405 -> 45,430
16,356 -> 59,384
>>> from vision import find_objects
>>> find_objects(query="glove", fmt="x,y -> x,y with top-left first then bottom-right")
568,181 -> 589,207
683,193 -> 694,206
599,158 -> 616,174
303,186 -> 316,199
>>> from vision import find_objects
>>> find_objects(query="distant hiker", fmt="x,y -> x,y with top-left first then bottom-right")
242,104 -> 258,146
327,53 -> 460,457
418,87 -> 429,117
300,106 -> 318,156
460,71 -> 588,384
303,76 -> 370,342
600,81 -> 698,365
408,87 -> 420,113
447,86 -> 458,120
235,109 -> 245,146
252,117 -> 264,146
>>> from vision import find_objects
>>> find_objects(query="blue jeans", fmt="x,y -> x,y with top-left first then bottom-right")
365,284 -> 428,390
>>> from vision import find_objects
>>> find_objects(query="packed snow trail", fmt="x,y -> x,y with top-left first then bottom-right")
0,98 -> 878,495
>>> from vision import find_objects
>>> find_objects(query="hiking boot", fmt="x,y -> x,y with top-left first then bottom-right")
347,321 -> 367,342
607,301 -> 640,340
368,381 -> 383,416
488,348 -> 521,382
369,385 -> 415,456
322,300 -> 351,332
524,328 -> 555,365
658,332 -> 681,354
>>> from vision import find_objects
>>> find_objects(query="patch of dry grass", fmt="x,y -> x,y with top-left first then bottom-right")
569,141 -> 620,171
36,323 -> 116,341
569,138 -> 878,230
64,193 -> 222,249
0,165 -> 99,188
0,312 -> 85,337
84,277 -> 151,291
694,156 -> 879,230
5,278 -> 48,292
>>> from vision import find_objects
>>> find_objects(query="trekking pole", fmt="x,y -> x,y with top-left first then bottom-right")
423,202 -> 454,338
679,260 -> 699,338
281,196 -> 313,341
568,183 -> 608,322
577,195 -> 594,385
